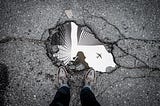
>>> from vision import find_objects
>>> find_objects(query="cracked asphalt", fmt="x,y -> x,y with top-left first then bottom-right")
0,0 -> 160,106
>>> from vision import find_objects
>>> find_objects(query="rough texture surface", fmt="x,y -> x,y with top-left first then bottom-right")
0,0 -> 160,106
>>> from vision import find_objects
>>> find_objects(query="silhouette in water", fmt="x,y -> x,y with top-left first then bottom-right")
73,51 -> 90,71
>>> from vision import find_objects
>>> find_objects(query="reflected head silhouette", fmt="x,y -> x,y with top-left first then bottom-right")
76,51 -> 86,61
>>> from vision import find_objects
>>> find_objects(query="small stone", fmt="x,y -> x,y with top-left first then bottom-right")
33,95 -> 36,98
105,66 -> 116,73
65,9 -> 73,18
52,46 -> 59,53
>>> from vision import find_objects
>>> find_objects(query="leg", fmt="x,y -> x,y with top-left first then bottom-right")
80,69 -> 101,106
50,86 -> 70,106
80,87 -> 100,106
50,66 -> 70,106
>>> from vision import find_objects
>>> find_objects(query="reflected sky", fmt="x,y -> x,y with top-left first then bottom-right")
71,22 -> 115,72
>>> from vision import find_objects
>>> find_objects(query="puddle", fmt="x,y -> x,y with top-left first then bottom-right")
46,22 -> 115,72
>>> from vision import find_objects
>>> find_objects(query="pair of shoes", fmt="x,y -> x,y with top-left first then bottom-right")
58,66 -> 96,89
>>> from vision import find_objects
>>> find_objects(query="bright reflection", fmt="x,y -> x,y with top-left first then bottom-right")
71,22 -> 115,72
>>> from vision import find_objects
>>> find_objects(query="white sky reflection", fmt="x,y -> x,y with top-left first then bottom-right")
71,22 -> 115,72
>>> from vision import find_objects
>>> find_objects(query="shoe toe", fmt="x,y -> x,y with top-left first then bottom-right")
59,67 -> 66,76
88,70 -> 94,78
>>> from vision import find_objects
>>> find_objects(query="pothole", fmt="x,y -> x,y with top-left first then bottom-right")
44,21 -> 116,72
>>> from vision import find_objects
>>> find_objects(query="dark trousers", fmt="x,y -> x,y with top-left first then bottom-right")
50,86 -> 101,106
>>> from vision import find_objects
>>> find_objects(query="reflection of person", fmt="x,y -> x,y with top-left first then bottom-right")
73,51 -> 90,71
50,66 -> 101,106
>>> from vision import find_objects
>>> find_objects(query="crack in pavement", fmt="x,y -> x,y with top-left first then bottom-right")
82,8 -> 160,43
81,13 -> 160,73
89,15 -> 126,39
123,37 -> 160,43
114,43 -> 149,67
113,43 -> 160,71
82,10 -> 125,44
83,18 -> 160,74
